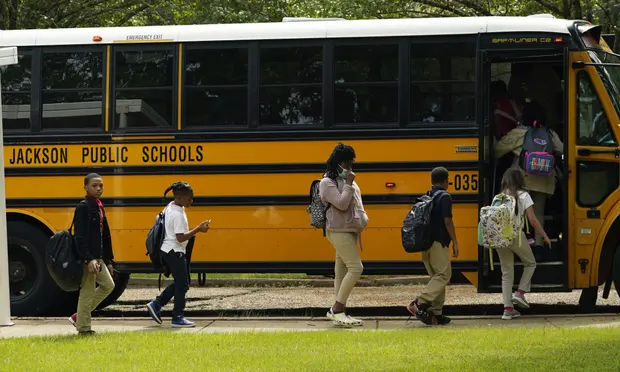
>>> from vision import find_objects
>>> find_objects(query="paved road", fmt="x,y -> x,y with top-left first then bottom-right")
3,315 -> 620,339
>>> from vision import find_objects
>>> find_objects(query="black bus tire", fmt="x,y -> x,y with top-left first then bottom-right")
47,272 -> 131,316
578,286 -> 598,312
96,272 -> 130,310
613,247 -> 620,299
8,221 -> 64,316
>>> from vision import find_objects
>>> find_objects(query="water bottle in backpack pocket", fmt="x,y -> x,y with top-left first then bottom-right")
519,126 -> 555,176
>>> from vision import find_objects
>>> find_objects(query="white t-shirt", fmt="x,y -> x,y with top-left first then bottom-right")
160,202 -> 189,254
515,190 -> 534,222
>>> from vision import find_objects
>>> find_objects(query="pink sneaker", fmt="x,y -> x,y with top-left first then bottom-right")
68,313 -> 77,328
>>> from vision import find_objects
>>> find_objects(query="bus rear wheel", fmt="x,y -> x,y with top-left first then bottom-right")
8,221 -> 64,316
96,272 -> 130,310
49,272 -> 131,315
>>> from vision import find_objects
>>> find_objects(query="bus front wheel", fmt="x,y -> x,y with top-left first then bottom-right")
8,221 -> 64,316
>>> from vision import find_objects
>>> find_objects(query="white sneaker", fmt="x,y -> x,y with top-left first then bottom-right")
326,308 -> 363,327
512,292 -> 530,309
502,309 -> 521,320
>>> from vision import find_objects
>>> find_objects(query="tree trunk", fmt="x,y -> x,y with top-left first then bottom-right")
7,0 -> 18,29
571,0 -> 582,19
562,0 -> 570,19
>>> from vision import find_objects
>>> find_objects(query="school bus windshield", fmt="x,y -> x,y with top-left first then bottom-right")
589,50 -> 620,120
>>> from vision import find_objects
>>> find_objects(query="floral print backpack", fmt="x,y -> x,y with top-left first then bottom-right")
478,193 -> 523,269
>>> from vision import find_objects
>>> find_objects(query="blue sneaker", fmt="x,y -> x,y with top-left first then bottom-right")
146,301 -> 162,324
171,316 -> 195,328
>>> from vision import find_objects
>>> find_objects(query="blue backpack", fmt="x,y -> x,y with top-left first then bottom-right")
145,211 -> 166,271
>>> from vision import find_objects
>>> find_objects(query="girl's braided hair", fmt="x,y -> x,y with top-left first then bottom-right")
164,182 -> 193,197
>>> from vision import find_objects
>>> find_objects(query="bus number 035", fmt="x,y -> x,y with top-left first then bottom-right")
453,174 -> 478,191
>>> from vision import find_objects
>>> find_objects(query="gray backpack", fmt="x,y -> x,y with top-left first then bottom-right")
307,179 -> 331,236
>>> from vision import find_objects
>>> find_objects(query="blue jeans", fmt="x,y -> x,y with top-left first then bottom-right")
156,251 -> 189,318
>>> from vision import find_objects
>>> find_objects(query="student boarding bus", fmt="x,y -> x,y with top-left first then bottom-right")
1,15 -> 619,315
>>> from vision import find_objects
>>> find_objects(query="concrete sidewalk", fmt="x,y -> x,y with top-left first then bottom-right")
2,314 -> 620,339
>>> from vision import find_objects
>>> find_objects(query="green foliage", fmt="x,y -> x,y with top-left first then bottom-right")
1,0 -> 620,51
0,0 -> 610,30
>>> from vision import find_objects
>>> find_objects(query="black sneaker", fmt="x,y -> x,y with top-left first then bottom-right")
78,330 -> 96,336
408,299 -> 437,326
435,315 -> 451,325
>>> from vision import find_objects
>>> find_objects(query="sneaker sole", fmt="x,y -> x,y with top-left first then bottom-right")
68,317 -> 76,328
502,313 -> 521,320
512,297 -> 530,309
146,303 -> 162,325
171,323 -> 196,328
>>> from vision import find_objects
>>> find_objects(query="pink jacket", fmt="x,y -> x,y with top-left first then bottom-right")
319,176 -> 368,233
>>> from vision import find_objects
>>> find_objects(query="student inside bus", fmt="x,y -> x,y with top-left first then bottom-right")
494,100 -> 563,256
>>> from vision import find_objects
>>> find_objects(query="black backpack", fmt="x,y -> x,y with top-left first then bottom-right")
145,211 -> 166,271
45,222 -> 83,292
401,191 -> 445,253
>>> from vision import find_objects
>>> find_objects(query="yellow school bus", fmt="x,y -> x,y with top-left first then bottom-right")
1,15 -> 619,316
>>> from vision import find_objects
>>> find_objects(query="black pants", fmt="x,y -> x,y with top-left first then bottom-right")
156,251 -> 189,318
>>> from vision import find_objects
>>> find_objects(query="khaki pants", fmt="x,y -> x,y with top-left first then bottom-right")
419,241 -> 452,315
76,259 -> 115,332
497,232 -> 537,308
326,231 -> 363,305
530,191 -> 547,246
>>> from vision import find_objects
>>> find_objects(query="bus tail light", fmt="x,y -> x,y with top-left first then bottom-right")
93,36 -> 103,42
385,182 -> 396,188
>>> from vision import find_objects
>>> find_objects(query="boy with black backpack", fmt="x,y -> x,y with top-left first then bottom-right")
68,173 -> 115,335
406,167 -> 459,325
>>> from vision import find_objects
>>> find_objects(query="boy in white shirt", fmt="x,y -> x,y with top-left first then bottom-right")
146,182 -> 210,328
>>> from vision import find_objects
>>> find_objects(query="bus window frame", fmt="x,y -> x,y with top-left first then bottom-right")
575,69 -> 618,147
110,43 -> 178,134
181,41 -> 252,132
37,45 -> 107,134
408,35 -> 478,127
331,37 -> 401,128
256,39 -> 325,130
1,47 -> 34,134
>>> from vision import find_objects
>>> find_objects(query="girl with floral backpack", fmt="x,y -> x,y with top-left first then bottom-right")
493,168 -> 551,320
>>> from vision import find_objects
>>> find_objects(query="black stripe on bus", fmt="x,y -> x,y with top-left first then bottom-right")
6,194 -> 477,208
5,161 -> 479,177
115,260 -> 479,275
4,126 -> 479,145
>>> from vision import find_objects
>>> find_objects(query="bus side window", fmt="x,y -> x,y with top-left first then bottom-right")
41,48 -> 105,131
577,72 -> 616,146
576,72 -> 619,207
0,51 -> 32,131
114,47 -> 175,129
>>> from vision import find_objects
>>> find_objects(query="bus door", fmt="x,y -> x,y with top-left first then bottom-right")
476,40 -> 570,293
569,49 -> 620,291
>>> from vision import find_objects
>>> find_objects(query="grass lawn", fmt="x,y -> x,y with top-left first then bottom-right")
2,327 -> 619,371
